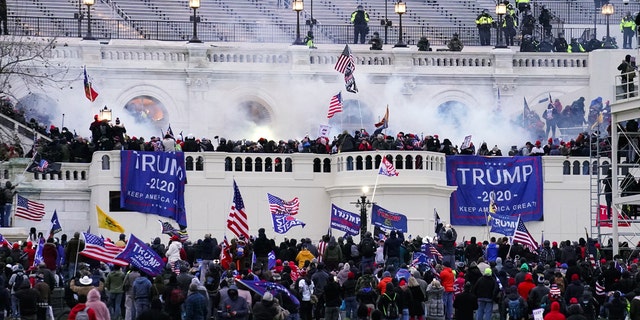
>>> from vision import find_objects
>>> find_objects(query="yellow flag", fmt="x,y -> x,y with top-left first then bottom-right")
96,205 -> 125,233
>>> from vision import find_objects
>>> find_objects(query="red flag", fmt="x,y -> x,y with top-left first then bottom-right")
84,66 -> 99,102
375,106 -> 389,128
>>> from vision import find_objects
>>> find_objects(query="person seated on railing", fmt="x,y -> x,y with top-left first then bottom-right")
369,32 -> 382,50
417,36 -> 431,51
447,33 -> 463,51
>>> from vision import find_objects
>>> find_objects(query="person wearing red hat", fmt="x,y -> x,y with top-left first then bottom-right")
165,236 -> 183,272
564,274 -> 583,305
531,140 -> 545,156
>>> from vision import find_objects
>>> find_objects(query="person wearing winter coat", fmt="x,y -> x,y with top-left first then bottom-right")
604,291 -> 628,320
86,288 -> 110,320
425,279 -> 445,320
503,286 -> 527,320
407,276 -> 425,319
472,268 -> 497,320
323,237 -> 342,272
544,301 -> 566,320
453,282 -> 477,320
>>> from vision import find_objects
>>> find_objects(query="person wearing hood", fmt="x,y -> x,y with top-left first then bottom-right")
472,268 -> 498,320
150,237 -> 166,258
495,257 -> 504,273
465,262 -> 482,287
515,263 -> 530,286
544,301 -> 566,320
86,288 -> 110,320
42,238 -> 57,272
518,273 -> 536,301
185,283 -> 208,320
464,237 -> 483,266
630,286 -> 640,320
423,279 -> 443,320
252,292 -> 279,320
219,285 -> 248,320
503,285 -> 527,320
323,237 -> 342,272
132,273 -> 152,316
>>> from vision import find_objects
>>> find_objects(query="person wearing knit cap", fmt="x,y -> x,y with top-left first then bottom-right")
251,292 -> 280,320
165,236 -> 183,271
564,274 -> 583,305
544,301 -> 566,320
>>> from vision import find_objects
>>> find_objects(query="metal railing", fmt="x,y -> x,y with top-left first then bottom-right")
4,16 -> 602,46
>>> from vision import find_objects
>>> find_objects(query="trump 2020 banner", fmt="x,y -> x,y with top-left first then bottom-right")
116,234 -> 165,276
120,151 -> 187,226
330,204 -> 361,236
489,214 -> 519,236
371,204 -> 408,233
446,156 -> 543,226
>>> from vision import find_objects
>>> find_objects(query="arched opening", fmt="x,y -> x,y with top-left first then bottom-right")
124,95 -> 168,129
437,100 -> 470,129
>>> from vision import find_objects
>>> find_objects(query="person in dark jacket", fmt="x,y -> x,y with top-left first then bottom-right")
464,237 -> 483,266
565,274 -> 584,304
323,276 -> 342,320
384,231 -> 404,270
472,268 -> 497,320
350,5 -> 370,44
252,292 -> 279,320
604,291 -> 628,320
438,225 -> 457,267
453,282 -> 477,320
136,298 -> 171,320
253,228 -> 271,272
343,272 -> 358,320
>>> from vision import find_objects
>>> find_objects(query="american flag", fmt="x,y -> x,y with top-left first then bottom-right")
37,160 -> 49,172
80,232 -> 128,266
379,157 -> 399,176
227,180 -> 249,240
595,280 -> 605,296
334,44 -> 355,74
15,195 -> 46,222
267,193 -> 300,216
327,92 -> 343,119
512,217 -> 538,253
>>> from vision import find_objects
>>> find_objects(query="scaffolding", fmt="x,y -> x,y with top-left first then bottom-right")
590,77 -> 640,256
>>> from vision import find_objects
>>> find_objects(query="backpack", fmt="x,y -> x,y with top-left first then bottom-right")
170,287 -> 186,305
508,298 -> 523,320
11,272 -> 25,290
350,244 -> 360,258
75,306 -> 90,320
360,237 -> 376,257
383,293 -> 399,319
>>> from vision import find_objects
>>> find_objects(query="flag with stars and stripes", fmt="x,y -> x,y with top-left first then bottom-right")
512,216 -> 539,254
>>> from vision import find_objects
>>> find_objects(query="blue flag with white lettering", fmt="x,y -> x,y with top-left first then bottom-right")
330,204 -> 361,236
489,214 -> 519,236
371,204 -> 408,233
120,151 -> 187,227
268,250 -> 276,270
115,234 -> 165,276
446,156 -> 543,226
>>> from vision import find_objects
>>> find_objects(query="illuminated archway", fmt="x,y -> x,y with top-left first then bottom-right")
123,95 -> 167,127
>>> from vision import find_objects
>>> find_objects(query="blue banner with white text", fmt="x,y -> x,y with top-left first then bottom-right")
371,204 -> 408,233
330,204 -> 361,236
116,234 -> 165,276
120,151 -> 187,226
489,214 -> 519,236
446,156 -> 543,226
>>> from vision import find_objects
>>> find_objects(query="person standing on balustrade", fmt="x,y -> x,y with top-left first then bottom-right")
621,11 -> 636,49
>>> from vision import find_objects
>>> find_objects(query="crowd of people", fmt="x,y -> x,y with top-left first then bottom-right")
1,224 -> 640,320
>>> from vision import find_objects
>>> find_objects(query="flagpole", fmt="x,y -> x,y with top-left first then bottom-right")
357,99 -> 363,130
370,162 -> 382,203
